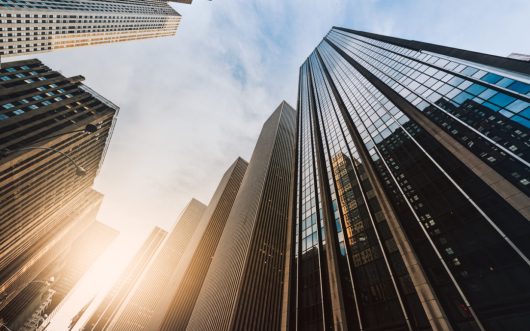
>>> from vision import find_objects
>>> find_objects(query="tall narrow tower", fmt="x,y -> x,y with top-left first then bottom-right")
126,158 -> 248,331
83,227 -> 168,331
99,199 -> 206,329
285,27 -> 530,331
186,101 -> 296,331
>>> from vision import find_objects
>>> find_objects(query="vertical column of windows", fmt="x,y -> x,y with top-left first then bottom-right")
295,63 -> 329,331
314,47 -> 431,331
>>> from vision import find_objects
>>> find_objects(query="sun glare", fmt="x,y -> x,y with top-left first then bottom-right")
46,232 -> 148,330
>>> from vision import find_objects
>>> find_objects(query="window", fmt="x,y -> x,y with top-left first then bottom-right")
506,100 -> 529,113
489,93 -> 516,107
461,66 -> 478,76
0,114 -> 9,121
507,81 -> 530,94
466,83 -> 487,96
480,72 -> 502,84
2,103 -> 15,109
13,109 -> 24,115
453,92 -> 473,105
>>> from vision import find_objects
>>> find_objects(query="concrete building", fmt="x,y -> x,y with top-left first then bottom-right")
186,102 -> 296,331
0,58 -> 118,313
0,0 -> 188,58
153,158 -> 248,331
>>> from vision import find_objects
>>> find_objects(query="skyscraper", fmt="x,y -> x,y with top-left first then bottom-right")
284,27 -> 530,331
0,219 -> 117,331
0,59 -> 118,311
83,227 -> 167,331
0,1 -> 185,58
100,199 -> 206,329
153,157 -> 248,331
186,101 -> 296,331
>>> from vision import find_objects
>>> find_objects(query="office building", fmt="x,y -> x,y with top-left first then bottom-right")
0,1 -> 186,58
101,199 -> 206,330
186,102 -> 296,331
283,27 -> 530,331
0,59 -> 118,311
83,227 -> 167,331
0,219 -> 117,331
151,157 -> 248,331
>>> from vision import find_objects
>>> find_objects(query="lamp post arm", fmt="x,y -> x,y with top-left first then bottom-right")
4,146 -> 86,176
13,146 -> 80,169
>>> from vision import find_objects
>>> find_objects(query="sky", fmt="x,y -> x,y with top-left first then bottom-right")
19,0 -> 530,238
18,0 -> 530,328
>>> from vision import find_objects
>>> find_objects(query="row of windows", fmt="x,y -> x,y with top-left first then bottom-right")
1,0 -> 177,16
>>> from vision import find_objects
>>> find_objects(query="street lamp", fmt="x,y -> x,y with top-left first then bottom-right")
30,124 -> 98,145
0,124 -> 99,177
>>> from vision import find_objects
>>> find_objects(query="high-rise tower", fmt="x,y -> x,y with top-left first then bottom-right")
0,59 -> 118,311
153,158 -> 248,331
284,27 -> 530,331
186,102 -> 297,331
0,1 -> 187,58
83,227 -> 167,331
100,199 -> 206,330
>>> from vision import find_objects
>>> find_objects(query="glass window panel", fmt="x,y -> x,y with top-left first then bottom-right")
461,66 -> 478,76
483,102 -> 501,112
489,93 -> 516,107
481,72 -> 503,84
453,92 -> 473,104
507,81 -> 530,94
520,107 -> 530,119
449,76 -> 464,86
478,89 -> 497,100
466,83 -> 487,96
497,77 -> 515,88
506,99 -> 530,113
499,109 -> 513,118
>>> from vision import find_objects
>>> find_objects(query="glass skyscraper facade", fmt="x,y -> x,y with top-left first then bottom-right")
284,27 -> 530,331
